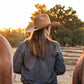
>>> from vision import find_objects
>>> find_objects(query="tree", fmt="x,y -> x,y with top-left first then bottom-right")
30,4 -> 84,46
0,28 -> 27,47
31,4 -> 47,21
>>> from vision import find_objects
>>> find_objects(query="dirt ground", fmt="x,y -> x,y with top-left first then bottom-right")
58,65 -> 75,84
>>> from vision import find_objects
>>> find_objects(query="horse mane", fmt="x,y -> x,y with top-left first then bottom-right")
82,47 -> 84,54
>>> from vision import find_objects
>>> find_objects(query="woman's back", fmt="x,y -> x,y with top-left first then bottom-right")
13,40 -> 65,84
13,14 -> 66,84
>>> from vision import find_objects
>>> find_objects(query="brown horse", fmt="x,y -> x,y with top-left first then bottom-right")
72,47 -> 84,84
0,35 -> 13,84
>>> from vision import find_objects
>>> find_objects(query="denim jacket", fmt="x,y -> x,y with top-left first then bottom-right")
13,40 -> 66,84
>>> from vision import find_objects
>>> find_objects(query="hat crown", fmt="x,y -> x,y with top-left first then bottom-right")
33,14 -> 51,29
25,14 -> 60,33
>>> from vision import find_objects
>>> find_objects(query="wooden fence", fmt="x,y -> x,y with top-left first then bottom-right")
61,47 -> 83,71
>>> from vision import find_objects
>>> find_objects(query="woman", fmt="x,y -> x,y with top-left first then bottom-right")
13,14 -> 66,84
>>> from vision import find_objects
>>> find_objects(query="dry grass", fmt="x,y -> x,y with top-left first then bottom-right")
14,81 -> 22,84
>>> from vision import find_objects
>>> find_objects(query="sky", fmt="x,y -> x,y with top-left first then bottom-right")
0,0 -> 84,29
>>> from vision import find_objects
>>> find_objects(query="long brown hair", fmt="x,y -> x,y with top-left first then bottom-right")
25,27 -> 57,60
29,28 -> 48,60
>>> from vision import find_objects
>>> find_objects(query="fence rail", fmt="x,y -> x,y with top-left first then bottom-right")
61,47 -> 83,71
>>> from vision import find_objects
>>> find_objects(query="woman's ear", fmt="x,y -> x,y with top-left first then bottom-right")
44,28 -> 50,37
44,28 -> 47,34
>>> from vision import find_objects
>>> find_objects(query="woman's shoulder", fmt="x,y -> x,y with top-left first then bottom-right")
19,41 -> 25,46
20,40 -> 29,45
48,39 -> 61,51
49,39 -> 60,46
19,40 -> 28,48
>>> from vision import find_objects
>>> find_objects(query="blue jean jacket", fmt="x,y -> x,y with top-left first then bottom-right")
13,40 -> 66,84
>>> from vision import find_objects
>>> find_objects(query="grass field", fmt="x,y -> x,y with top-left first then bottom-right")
12,47 -> 83,84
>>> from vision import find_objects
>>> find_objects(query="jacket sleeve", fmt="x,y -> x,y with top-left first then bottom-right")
54,42 -> 66,75
13,42 -> 25,74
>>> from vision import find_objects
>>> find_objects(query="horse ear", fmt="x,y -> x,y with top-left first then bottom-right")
83,47 -> 84,54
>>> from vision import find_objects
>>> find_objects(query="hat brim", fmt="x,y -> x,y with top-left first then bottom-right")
25,23 -> 38,33
25,21 -> 60,33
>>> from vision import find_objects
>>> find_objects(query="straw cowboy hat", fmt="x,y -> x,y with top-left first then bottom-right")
25,14 -> 60,32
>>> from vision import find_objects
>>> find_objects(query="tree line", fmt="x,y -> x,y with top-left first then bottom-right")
0,4 -> 84,47
31,4 -> 84,46
0,28 -> 27,47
